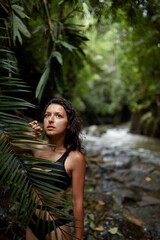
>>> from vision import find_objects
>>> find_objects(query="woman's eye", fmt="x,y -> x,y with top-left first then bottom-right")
57,114 -> 62,118
44,113 -> 50,118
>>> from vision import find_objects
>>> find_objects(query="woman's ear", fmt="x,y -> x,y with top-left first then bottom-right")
67,124 -> 70,129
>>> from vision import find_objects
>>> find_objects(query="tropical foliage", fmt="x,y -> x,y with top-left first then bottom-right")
1,0 -> 160,122
0,0 -> 84,238
73,0 -> 160,129
105,0 -> 160,134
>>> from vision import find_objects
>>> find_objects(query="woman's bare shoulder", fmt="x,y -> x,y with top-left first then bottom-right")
69,150 -> 84,159
68,151 -> 85,167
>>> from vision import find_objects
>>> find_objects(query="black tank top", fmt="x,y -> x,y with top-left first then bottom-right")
32,151 -> 72,191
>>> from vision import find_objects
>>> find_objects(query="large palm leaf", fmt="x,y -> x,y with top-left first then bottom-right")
0,49 -> 75,239
0,31 -> 74,240
0,1 -> 82,238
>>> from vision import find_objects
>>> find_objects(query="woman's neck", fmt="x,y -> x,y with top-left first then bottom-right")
48,136 -> 66,152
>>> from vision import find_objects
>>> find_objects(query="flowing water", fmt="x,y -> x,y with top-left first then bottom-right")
83,124 -> 160,240
84,124 -> 160,166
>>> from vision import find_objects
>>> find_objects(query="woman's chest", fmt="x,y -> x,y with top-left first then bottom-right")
33,149 -> 63,162
33,149 -> 72,178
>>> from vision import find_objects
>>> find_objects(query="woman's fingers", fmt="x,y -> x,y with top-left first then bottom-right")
28,121 -> 43,133
28,120 -> 37,127
34,125 -> 43,132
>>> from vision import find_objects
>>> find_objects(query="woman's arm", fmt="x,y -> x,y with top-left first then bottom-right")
71,151 -> 85,240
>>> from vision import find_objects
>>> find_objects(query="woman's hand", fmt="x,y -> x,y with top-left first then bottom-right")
28,120 -> 43,138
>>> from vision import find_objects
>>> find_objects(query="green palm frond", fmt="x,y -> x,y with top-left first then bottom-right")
0,45 -> 74,240
0,2 -> 80,238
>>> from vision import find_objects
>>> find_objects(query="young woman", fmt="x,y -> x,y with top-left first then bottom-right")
15,97 -> 85,240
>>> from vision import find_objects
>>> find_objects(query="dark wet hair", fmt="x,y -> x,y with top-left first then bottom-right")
43,97 -> 83,152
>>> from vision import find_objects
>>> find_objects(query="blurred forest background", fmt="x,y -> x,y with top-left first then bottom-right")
1,0 -> 160,136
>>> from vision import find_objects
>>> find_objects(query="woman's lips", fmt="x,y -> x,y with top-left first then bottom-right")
47,126 -> 55,130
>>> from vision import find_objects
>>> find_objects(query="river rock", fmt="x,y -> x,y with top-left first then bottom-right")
137,196 -> 160,206
84,124 -> 160,239
84,125 -> 108,137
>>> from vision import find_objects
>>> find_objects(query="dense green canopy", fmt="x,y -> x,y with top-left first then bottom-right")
1,0 -> 160,128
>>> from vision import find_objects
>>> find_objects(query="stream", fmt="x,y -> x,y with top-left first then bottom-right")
83,124 -> 160,240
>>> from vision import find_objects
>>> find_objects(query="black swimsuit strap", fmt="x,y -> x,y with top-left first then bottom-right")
58,150 -> 69,164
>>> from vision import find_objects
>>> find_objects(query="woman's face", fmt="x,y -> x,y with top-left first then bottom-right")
43,104 -> 69,138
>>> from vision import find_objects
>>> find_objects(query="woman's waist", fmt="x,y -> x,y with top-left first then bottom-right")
34,204 -> 65,221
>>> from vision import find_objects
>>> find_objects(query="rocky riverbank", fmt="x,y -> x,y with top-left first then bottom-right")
83,125 -> 160,240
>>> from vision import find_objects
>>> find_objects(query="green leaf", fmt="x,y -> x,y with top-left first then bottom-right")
12,4 -> 29,19
57,0 -> 65,5
15,15 -> 31,37
86,235 -> 96,240
22,194 -> 38,223
12,12 -> 31,44
16,180 -> 31,219
0,154 -> 16,185
108,227 -> 118,235
89,221 -> 95,230
88,213 -> 95,221
35,67 -> 50,101
57,40 -> 77,52
5,165 -> 20,192
52,51 -> 63,65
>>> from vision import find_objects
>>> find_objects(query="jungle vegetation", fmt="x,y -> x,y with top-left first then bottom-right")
0,0 -> 160,238
1,0 -> 160,128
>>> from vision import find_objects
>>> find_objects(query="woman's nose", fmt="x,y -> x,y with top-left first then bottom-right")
48,114 -> 54,122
